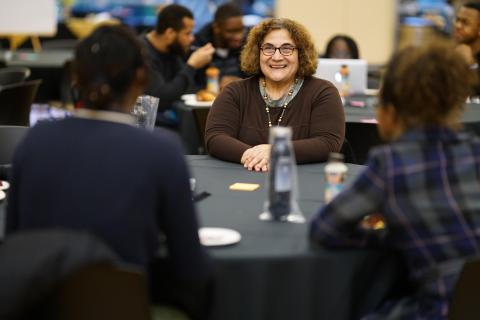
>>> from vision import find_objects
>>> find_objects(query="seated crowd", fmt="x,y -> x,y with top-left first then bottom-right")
3,2 -> 480,319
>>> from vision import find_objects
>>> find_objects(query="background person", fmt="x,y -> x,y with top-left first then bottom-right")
173,0 -> 228,33
204,18 -> 345,171
322,34 -> 360,59
194,2 -> 247,89
6,25 -> 212,319
454,1 -> 480,96
141,4 -> 215,127
454,2 -> 480,65
310,41 -> 479,319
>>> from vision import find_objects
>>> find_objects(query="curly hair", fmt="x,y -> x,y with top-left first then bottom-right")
240,18 -> 318,77
379,40 -> 477,128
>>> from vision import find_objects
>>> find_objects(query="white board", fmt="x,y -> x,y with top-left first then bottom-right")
0,0 -> 57,35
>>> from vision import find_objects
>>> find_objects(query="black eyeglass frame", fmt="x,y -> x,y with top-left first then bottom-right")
260,44 -> 297,56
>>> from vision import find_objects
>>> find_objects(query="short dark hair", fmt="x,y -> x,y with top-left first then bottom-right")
214,3 -> 243,24
155,4 -> 193,34
464,2 -> 480,12
324,35 -> 360,59
380,41 -> 476,128
74,25 -> 146,110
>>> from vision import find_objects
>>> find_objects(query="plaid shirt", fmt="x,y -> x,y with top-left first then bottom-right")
310,127 -> 480,319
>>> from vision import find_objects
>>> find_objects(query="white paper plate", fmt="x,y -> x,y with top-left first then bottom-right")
198,227 -> 241,247
0,180 -> 9,191
185,99 -> 214,107
181,94 -> 196,101
0,190 -> 5,201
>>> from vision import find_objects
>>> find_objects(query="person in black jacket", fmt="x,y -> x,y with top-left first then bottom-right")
6,25 -> 213,320
141,4 -> 215,127
194,3 -> 246,89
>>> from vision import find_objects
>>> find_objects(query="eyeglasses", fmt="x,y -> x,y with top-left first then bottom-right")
260,44 -> 296,56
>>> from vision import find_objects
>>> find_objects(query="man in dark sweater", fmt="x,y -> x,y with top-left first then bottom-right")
194,3 -> 246,89
141,4 -> 215,127
454,2 -> 480,95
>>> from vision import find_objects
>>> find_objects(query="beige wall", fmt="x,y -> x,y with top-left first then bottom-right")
275,0 -> 397,64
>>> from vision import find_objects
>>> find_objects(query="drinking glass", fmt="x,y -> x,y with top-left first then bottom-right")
132,95 -> 159,131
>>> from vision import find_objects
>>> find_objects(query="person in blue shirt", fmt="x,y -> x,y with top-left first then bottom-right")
310,41 -> 480,319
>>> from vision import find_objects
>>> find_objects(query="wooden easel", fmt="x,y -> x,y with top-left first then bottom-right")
3,35 -> 42,52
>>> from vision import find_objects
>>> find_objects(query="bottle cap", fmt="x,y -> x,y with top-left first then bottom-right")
340,65 -> 349,76
328,152 -> 344,162
206,66 -> 220,77
270,126 -> 292,138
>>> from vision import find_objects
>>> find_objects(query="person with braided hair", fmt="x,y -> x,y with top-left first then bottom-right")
6,25 -> 212,320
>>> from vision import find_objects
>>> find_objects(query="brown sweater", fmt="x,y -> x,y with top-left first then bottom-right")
205,76 -> 345,164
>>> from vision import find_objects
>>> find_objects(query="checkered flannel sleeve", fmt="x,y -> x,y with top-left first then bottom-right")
310,151 -> 387,247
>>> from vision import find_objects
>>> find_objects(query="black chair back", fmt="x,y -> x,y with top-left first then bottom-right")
448,258 -> 480,320
0,66 -> 30,86
0,79 -> 41,126
0,126 -> 29,165
54,264 -> 152,320
0,229 -> 123,320
340,138 -> 357,164
192,107 -> 210,154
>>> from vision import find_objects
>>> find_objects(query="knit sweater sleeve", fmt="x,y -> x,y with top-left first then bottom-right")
204,82 -> 251,162
292,81 -> 345,163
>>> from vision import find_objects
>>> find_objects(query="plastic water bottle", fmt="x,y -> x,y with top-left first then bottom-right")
324,152 -> 348,203
260,127 -> 305,223
206,66 -> 220,95
269,127 -> 292,219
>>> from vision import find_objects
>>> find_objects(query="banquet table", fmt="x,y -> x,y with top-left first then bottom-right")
0,156 -> 406,320
185,156 -> 404,320
343,101 -> 480,164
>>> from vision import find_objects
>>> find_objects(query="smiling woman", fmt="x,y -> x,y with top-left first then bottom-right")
205,18 -> 345,171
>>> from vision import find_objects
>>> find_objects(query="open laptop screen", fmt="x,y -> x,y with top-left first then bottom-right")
314,58 -> 368,95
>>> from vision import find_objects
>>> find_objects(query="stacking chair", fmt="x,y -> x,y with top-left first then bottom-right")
0,125 -> 29,163
0,79 -> 41,126
0,229 -> 121,320
0,66 -> 31,86
53,264 -> 152,320
340,138 -> 357,164
448,258 -> 480,320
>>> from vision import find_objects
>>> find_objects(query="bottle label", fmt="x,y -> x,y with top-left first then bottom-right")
324,181 -> 344,203
275,156 -> 292,192
206,78 -> 219,94
324,162 -> 347,203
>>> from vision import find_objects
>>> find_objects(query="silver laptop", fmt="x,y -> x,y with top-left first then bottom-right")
314,59 -> 368,94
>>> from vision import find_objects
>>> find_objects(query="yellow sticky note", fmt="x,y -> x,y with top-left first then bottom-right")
229,182 -> 260,191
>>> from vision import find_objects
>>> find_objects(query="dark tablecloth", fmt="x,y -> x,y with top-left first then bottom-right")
0,156 -> 406,320
188,156 -> 404,320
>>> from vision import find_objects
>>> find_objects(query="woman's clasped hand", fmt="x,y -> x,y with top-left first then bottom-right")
241,144 -> 271,171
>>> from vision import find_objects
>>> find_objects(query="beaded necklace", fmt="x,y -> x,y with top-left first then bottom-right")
259,77 -> 303,127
